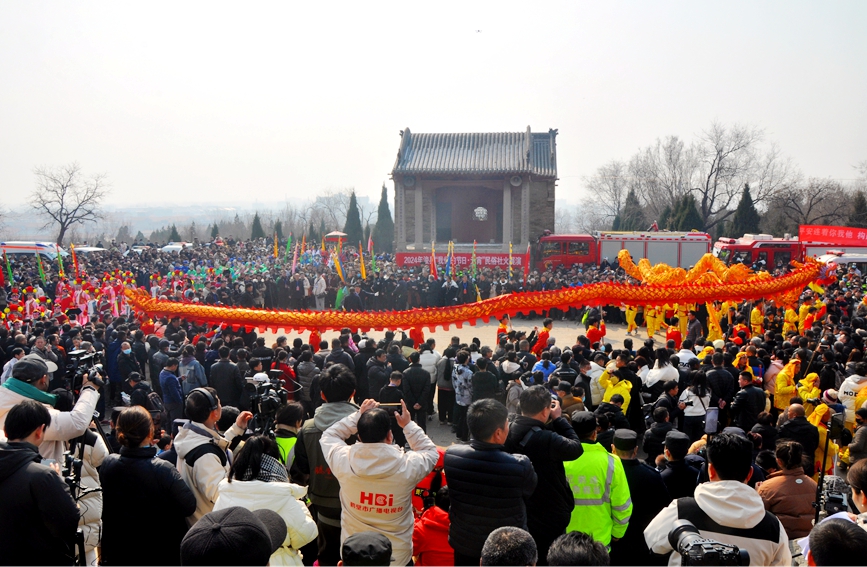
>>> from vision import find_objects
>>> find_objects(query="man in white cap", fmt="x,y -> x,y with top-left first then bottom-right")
0,354 -> 101,461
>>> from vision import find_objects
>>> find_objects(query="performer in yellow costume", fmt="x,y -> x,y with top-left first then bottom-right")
644,305 -> 660,338
624,304 -> 638,336
783,307 -> 798,335
750,299 -> 765,338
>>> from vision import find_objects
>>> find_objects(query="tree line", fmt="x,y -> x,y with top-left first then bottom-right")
561,122 -> 867,237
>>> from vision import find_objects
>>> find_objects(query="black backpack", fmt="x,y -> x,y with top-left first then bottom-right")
146,391 -> 169,434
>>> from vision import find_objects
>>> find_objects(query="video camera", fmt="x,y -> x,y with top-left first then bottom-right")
65,350 -> 107,393
244,370 -> 290,435
668,520 -> 749,565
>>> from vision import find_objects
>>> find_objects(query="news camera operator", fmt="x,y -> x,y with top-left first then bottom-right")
0,399 -> 81,566
0,354 -> 101,462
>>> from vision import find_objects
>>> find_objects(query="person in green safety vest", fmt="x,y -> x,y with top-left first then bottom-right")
275,402 -> 306,470
564,411 -> 632,548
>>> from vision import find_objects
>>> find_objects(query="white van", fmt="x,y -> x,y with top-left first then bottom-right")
0,241 -> 67,258
818,252 -> 867,276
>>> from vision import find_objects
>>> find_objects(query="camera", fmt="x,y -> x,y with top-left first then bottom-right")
683,400 -> 694,407
245,371 -> 290,435
66,350 -> 107,392
668,520 -> 749,565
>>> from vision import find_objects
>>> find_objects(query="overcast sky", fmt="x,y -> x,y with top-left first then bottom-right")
1,1 -> 865,209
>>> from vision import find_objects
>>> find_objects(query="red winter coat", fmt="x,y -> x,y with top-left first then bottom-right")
412,505 -> 454,566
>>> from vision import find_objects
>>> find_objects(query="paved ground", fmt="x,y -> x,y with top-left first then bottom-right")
259,315 -> 656,448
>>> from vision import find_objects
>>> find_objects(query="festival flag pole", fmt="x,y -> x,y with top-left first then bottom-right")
524,242 -> 531,285
508,242 -> 513,280
332,252 -> 345,283
471,240 -> 477,279
70,243 -> 80,277
370,242 -> 377,274
291,242 -> 299,274
301,234 -> 307,257
36,253 -> 46,284
56,250 -> 65,279
359,242 -> 367,280
430,242 -> 438,279
273,232 -> 279,259
285,233 -> 292,263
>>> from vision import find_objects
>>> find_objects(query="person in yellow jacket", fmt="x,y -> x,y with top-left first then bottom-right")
808,404 -> 839,481
564,413 -> 632,547
624,304 -> 638,336
774,359 -> 801,413
798,297 -> 813,332
705,302 -> 724,343
750,299 -> 764,338
782,307 -> 798,335
676,304 -> 690,338
798,373 -> 822,418
644,305 -> 659,338
599,368 -> 633,413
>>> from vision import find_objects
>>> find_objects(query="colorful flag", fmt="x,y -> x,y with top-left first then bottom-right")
36,253 -> 46,284
368,235 -> 374,254
445,241 -> 452,278
70,243 -> 80,277
273,232 -> 279,258
321,236 -> 326,252
291,242 -> 299,274
285,233 -> 292,261
301,234 -> 306,254
508,242 -> 513,279
430,242 -> 438,279
475,283 -> 482,302
524,243 -> 531,285
332,252 -> 345,283
471,240 -> 478,278
57,250 -> 65,278
359,242 -> 367,280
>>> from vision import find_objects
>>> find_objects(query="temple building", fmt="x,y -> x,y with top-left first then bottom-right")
391,126 -> 558,267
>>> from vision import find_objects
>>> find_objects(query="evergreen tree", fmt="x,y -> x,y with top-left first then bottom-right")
658,205 -> 673,230
250,212 -> 266,240
343,191 -> 364,245
319,219 -> 326,239
274,220 -> 284,241
611,214 -> 622,231
189,221 -> 198,242
363,223 -> 371,244
619,188 -> 646,231
848,191 -> 867,228
671,194 -> 704,232
134,230 -> 145,243
371,184 -> 395,253
308,221 -> 317,244
211,222 -> 219,239
169,224 -> 181,242
728,184 -> 761,236
116,225 -> 132,244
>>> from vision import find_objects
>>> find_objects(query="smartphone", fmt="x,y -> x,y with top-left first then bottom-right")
42,459 -> 58,468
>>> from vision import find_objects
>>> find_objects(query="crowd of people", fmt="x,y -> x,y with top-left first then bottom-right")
4,236 -> 867,565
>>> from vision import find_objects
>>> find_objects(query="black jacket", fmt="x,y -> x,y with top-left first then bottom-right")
750,423 -> 778,451
730,384 -> 766,432
642,421 -> 674,466
706,367 -> 736,406
610,459 -> 672,566
443,440 -> 537,556
654,391 -> 683,425
660,460 -> 700,499
0,442 -> 80,566
117,351 -> 142,381
325,348 -> 355,372
366,358 -> 390,402
779,416 -> 820,474
209,359 -> 245,408
100,446 -> 197,566
504,416 -> 583,532
402,364 -> 431,412
471,370 -> 500,402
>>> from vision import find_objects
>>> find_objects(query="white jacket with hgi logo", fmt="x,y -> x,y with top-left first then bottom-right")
320,411 -> 438,566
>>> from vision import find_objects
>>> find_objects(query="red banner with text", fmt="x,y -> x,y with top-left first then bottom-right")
395,252 -> 523,269
799,225 -> 867,246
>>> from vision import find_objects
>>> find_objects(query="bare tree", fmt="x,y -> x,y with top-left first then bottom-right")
30,163 -> 109,245
762,178 -> 850,235
629,135 -> 697,221
583,160 -> 629,225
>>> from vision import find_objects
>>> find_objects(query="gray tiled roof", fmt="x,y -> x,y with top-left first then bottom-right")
392,126 -> 557,178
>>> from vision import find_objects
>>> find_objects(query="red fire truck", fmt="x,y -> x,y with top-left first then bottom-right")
712,233 -> 867,267
535,231 -> 712,270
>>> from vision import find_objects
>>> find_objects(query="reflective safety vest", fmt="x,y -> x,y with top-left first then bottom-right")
275,433 -> 298,468
564,441 -> 632,546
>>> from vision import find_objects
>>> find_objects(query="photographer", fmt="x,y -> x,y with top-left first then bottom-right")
644,432 -> 791,565
174,387 -> 252,524
0,354 -> 101,462
0,399 -> 81,566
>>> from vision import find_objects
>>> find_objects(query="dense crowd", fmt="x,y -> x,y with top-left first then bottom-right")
4,238 -> 867,566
